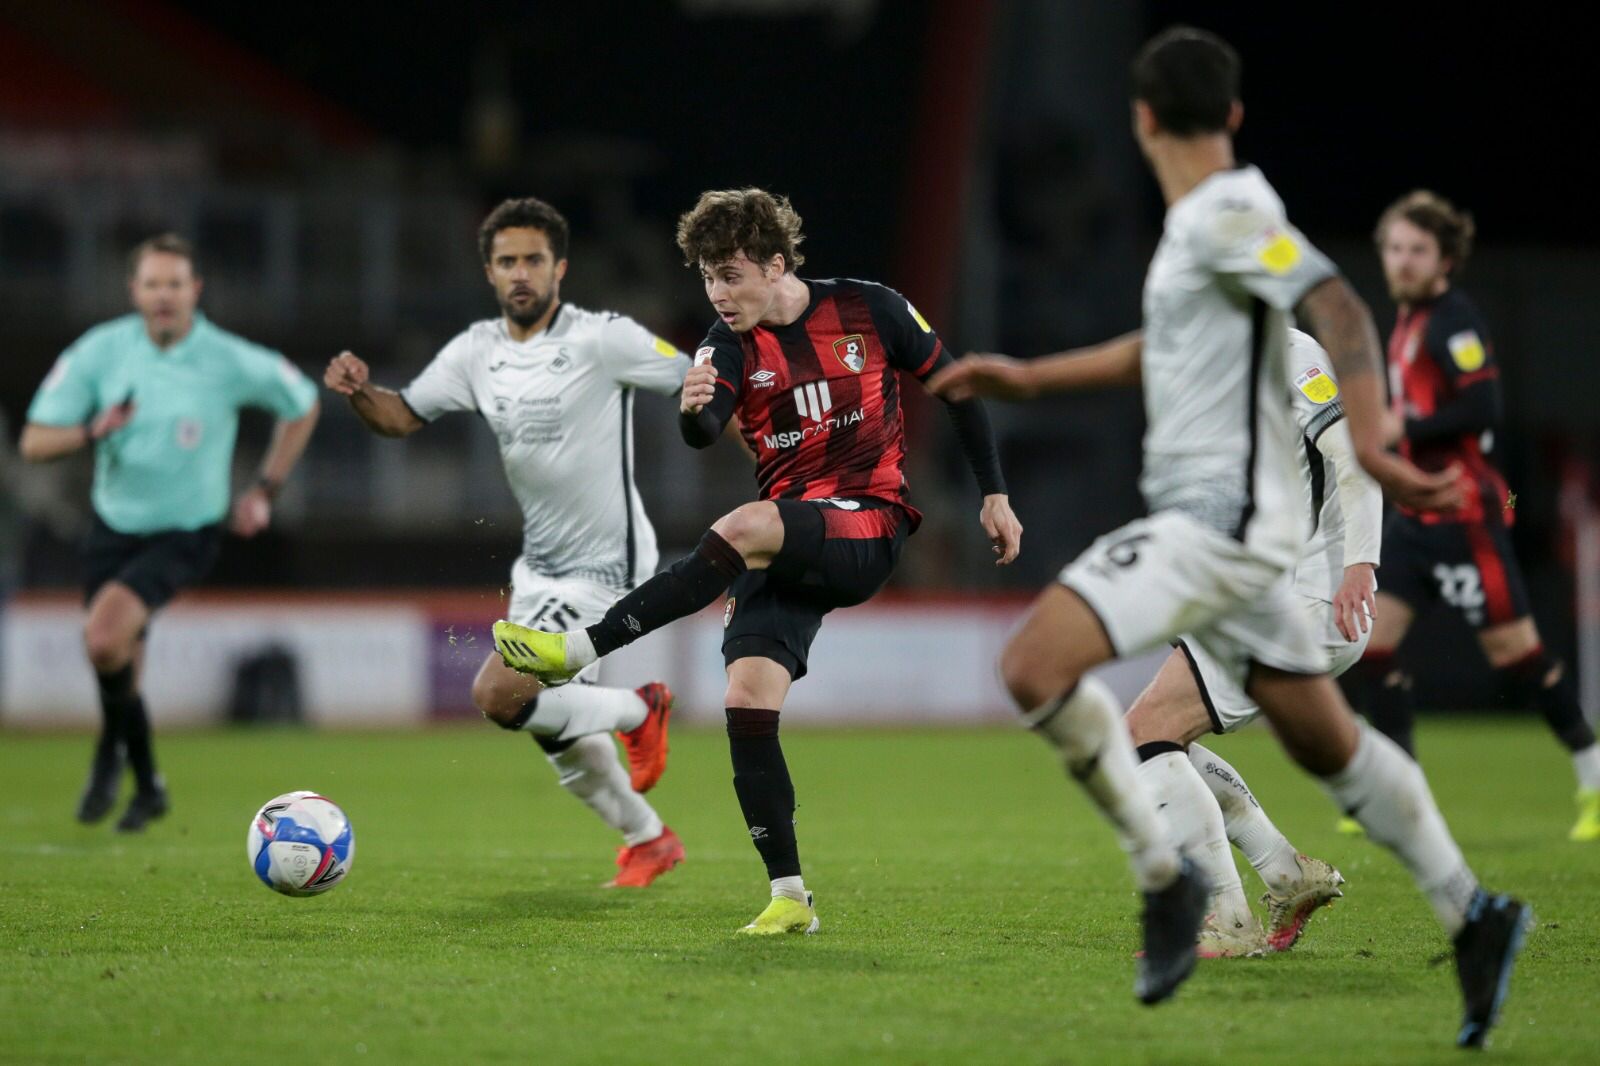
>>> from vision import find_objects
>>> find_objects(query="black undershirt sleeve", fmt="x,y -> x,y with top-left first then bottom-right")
944,394 -> 1007,496
1405,382 -> 1499,443
678,340 -> 742,449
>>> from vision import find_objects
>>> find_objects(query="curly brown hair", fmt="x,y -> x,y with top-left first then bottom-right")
675,188 -> 805,272
1375,189 -> 1476,274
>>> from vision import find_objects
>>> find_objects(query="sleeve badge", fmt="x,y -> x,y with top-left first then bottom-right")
1447,330 -> 1486,372
1294,365 -> 1338,404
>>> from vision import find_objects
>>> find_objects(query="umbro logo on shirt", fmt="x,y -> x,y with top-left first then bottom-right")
749,369 -> 777,390
488,361 -> 510,372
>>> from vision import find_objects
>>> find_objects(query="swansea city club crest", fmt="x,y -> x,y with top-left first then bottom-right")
833,334 -> 866,373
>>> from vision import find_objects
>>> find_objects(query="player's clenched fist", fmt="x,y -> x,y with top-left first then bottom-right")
324,351 -> 370,396
680,362 -> 718,415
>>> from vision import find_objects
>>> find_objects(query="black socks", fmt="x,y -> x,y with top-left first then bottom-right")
1503,650 -> 1597,753
97,664 -> 158,793
1352,651 -> 1416,759
587,530 -> 746,657
727,707 -> 800,879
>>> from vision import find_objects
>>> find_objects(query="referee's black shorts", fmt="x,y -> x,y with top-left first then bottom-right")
82,514 -> 223,610
721,498 -> 908,680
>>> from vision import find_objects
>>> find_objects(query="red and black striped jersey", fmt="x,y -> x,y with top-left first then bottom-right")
690,279 -> 951,529
1387,286 -> 1508,525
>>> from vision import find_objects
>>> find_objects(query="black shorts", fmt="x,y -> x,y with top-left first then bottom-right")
721,498 -> 909,680
82,514 -> 223,611
1379,509 -> 1530,630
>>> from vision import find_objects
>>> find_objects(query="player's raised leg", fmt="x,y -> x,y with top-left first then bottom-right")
495,502 -> 782,684
1124,651 -> 1266,957
1000,583 -> 1204,1004
81,582 -> 166,830
1248,669 -> 1531,1046
471,652 -> 682,887
723,656 -> 817,935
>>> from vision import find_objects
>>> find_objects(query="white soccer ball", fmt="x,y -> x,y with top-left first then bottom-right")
246,791 -> 355,897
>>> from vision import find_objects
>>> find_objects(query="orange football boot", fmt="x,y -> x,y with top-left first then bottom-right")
605,826 -> 685,888
619,682 -> 673,793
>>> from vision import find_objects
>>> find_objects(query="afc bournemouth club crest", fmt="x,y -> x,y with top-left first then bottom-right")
833,334 -> 867,374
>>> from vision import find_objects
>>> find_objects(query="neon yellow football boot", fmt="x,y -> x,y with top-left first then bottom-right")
492,620 -> 582,685
1570,789 -> 1600,843
736,892 -> 819,936
1336,816 -> 1366,837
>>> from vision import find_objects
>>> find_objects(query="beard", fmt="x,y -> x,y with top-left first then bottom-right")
501,287 -> 554,329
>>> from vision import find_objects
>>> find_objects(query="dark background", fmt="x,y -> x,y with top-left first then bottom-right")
3,0 -> 1597,710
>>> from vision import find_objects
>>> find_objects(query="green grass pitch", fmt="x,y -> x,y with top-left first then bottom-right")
2,718 -> 1596,1064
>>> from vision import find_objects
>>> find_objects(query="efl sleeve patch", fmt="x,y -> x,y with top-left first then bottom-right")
1447,330 -> 1486,372
694,346 -> 716,366
1294,364 -> 1338,404
1255,231 -> 1303,276
651,335 -> 678,359
906,300 -> 932,334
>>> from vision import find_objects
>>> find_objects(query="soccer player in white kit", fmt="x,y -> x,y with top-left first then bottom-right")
932,28 -> 1530,1046
325,198 -> 689,888
939,330 -> 1378,957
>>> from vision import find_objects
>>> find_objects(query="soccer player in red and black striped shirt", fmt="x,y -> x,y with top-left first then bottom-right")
1349,190 -> 1600,841
494,188 -> 1022,931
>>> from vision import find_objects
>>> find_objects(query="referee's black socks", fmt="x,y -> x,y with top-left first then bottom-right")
727,707 -> 802,880
97,664 -> 159,794
587,529 -> 745,656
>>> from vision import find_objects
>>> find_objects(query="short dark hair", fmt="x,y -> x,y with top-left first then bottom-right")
1375,189 -> 1476,274
127,232 -> 197,276
676,188 -> 806,272
1132,26 -> 1240,137
478,197 -> 570,264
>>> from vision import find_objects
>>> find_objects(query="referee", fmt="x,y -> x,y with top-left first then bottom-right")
20,234 -> 320,831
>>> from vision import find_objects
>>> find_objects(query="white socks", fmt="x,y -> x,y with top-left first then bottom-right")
1137,749 -> 1254,934
546,734 -> 663,847
1029,677 -> 1179,892
1320,723 -> 1479,936
524,684 -> 647,739
770,875 -> 808,903
1573,744 -> 1600,792
564,629 -> 599,672
1188,742 -> 1304,896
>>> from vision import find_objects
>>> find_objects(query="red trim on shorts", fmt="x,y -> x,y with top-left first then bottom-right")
822,507 -> 901,540
1465,521 -> 1517,625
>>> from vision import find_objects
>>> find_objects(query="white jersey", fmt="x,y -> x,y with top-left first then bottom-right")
1140,165 -> 1338,568
1284,330 -> 1372,601
403,304 -> 689,589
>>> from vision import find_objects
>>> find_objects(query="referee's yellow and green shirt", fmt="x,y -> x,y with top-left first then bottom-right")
27,313 -> 317,535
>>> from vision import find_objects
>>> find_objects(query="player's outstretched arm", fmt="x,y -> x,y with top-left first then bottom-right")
926,332 -> 1142,402
325,351 -> 423,438
1297,278 -> 1461,512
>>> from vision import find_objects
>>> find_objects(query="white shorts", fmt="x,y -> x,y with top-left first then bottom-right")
507,557 -> 623,685
1059,511 -> 1326,680
1176,592 -> 1372,734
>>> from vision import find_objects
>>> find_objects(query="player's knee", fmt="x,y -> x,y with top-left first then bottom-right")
82,623 -> 132,674
471,673 -> 526,727
1000,637 -> 1077,714
711,504 -> 778,558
